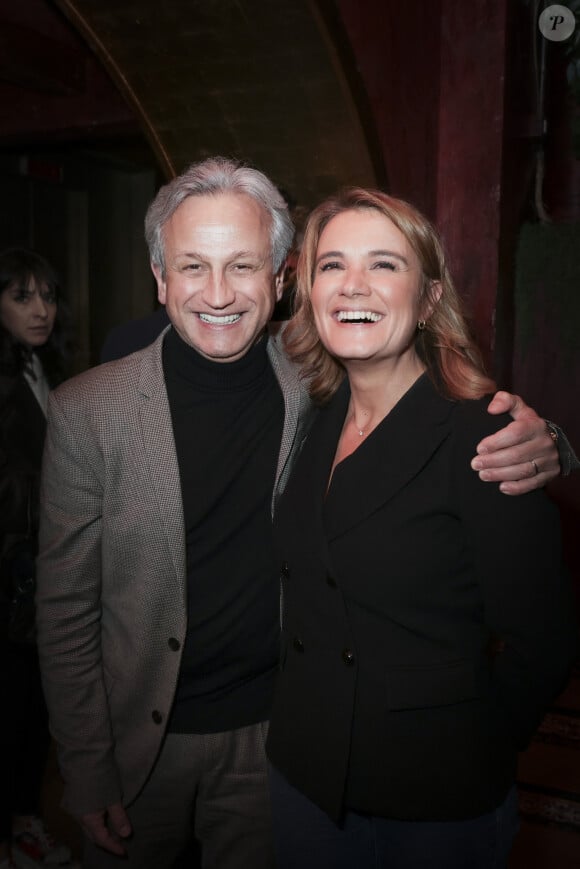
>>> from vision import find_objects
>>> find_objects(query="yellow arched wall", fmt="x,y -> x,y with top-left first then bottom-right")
55,0 -> 380,205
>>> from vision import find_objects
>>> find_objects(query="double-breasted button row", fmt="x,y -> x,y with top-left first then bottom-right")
293,636 -> 305,653
291,636 -> 355,667
342,648 -> 355,666
281,562 -> 338,587
281,563 -> 338,590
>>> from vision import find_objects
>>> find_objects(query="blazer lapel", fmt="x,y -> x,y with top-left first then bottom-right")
280,379 -> 349,568
136,328 -> 186,586
324,374 -> 454,541
267,330 -> 315,512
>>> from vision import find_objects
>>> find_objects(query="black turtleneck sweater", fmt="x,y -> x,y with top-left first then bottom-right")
163,328 -> 284,733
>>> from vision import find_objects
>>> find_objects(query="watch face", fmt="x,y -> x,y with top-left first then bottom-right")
545,421 -> 559,443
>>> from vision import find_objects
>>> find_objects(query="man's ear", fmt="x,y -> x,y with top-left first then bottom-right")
274,270 -> 285,302
152,263 -> 166,305
421,280 -> 443,321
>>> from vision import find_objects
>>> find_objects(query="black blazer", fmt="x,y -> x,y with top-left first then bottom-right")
267,374 -> 578,822
0,374 -> 46,537
0,374 -> 47,633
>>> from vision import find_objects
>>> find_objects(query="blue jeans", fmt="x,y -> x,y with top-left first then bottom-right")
269,765 -> 519,869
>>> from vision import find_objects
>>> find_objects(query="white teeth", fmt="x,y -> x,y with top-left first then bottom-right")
199,313 -> 241,325
336,310 -> 382,323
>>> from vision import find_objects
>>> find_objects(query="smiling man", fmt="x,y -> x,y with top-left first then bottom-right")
35,158 -> 563,869
154,191 -> 280,362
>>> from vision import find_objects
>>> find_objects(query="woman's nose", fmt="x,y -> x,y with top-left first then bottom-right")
341,268 -> 370,296
31,293 -> 50,318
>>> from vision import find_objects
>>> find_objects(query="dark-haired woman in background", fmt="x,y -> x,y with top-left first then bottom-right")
0,249 -> 73,869
266,191 -> 578,869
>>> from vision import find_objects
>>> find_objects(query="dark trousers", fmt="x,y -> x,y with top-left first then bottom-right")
269,765 -> 520,869
0,641 -> 50,842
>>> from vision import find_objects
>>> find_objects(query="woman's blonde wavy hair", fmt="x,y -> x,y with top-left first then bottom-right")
283,188 -> 496,404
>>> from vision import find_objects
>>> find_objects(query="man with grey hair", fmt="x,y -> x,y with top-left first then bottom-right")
37,157 -> 310,869
36,156 -> 563,869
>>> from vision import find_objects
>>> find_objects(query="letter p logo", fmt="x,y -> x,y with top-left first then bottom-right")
539,5 -> 576,41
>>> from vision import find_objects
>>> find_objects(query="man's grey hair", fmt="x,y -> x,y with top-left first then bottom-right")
144,156 -> 295,278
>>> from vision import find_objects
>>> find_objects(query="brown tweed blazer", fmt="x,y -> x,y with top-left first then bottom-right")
36,326 -> 313,815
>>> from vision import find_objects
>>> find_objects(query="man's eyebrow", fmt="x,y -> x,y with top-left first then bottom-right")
172,249 -> 263,261
170,251 -> 202,262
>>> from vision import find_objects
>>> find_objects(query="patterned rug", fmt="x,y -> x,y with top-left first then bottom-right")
517,664 -> 580,834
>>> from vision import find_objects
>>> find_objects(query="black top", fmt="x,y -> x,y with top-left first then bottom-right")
163,328 -> 284,733
267,374 -> 578,821
0,373 -> 47,636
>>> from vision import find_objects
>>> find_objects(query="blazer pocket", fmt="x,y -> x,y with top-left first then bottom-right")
385,659 -> 479,711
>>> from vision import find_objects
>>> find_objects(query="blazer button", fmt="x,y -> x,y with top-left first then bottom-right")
168,637 -> 181,651
326,574 -> 337,588
152,709 -> 163,724
281,561 -> 290,579
342,648 -> 355,666
293,636 -> 305,653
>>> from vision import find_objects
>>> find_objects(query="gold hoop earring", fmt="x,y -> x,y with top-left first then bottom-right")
417,320 -> 426,331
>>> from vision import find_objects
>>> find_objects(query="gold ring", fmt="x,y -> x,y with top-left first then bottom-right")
530,459 -> 539,475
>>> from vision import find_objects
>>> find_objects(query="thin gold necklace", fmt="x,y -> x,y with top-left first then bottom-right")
350,411 -> 370,437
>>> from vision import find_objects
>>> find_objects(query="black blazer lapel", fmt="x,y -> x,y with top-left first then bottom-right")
276,377 -> 348,570
324,374 -> 454,541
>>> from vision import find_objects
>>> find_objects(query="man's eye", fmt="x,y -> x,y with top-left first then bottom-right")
183,263 -> 201,271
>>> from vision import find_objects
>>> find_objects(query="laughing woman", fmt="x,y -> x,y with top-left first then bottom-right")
266,190 -> 578,869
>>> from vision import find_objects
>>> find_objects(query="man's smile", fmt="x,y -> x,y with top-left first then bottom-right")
198,312 -> 242,325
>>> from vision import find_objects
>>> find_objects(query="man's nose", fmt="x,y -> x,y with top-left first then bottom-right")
203,272 -> 236,307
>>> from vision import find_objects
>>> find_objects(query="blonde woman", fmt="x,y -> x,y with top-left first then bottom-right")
266,190 -> 578,869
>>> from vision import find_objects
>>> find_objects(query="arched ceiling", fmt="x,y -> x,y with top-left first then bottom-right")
50,0 -> 381,205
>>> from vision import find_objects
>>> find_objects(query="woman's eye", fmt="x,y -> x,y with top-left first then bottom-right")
14,292 -> 32,303
319,261 -> 342,272
373,261 -> 396,271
